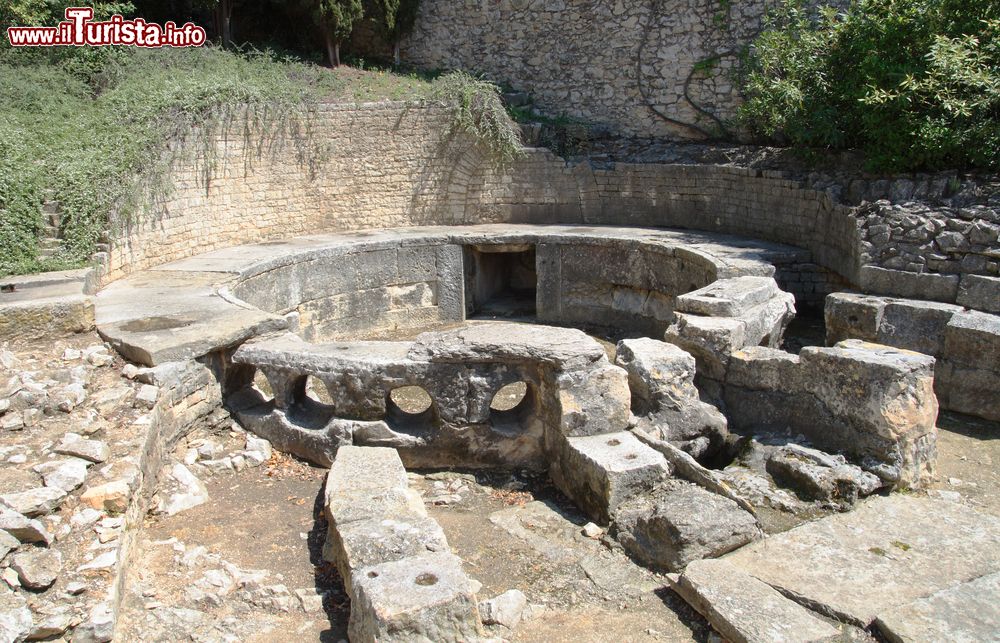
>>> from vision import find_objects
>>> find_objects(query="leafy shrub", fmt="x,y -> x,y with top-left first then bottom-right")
738,0 -> 1000,171
0,46 -> 345,276
433,71 -> 525,165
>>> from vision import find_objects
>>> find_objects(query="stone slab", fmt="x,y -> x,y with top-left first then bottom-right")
874,571 -> 1000,643
670,559 -> 841,643
957,274 -> 1000,314
724,495 -> 1000,626
409,323 -> 606,370
348,552 -> 483,642
675,276 -> 780,317
326,446 -> 409,497
549,431 -> 670,523
614,480 -> 761,572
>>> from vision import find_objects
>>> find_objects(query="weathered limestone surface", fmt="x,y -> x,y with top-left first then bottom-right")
548,431 -> 670,524
724,495 -> 1000,626
874,571 -> 1000,643
613,480 -> 761,572
765,445 -> 882,508
664,277 -> 796,379
0,270 -> 94,342
98,224 -> 807,367
232,323 -> 623,470
348,552 -> 484,643
826,292 -> 1000,421
724,342 -> 938,487
368,0 -> 774,140
669,559 -> 841,643
323,447 -> 484,642
615,338 -> 728,459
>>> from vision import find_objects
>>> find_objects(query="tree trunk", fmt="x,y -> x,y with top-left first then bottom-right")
393,41 -> 400,66
324,30 -> 337,67
219,0 -> 232,48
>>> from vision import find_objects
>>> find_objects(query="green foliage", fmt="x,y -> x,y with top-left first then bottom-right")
374,0 -> 418,41
0,46 -> 344,276
432,71 -> 525,166
737,0 -> 1000,171
316,0 -> 364,44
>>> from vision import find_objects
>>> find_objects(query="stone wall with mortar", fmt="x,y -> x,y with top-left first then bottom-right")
100,103 -> 866,291
98,103 -> 998,315
360,0 -> 769,140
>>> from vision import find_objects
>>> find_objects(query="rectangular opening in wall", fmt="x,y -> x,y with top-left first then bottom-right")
464,244 -> 537,319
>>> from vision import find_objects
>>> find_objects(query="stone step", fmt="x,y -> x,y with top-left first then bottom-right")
874,571 -> 1000,643
669,558 -> 842,643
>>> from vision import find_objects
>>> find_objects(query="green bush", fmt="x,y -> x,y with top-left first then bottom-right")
0,46 -> 346,276
738,0 -> 1000,171
432,71 -> 525,166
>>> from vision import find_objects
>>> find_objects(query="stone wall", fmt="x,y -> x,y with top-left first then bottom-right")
369,0 -> 769,140
826,293 -> 1000,422
99,102 -> 997,316
101,103 -> 865,291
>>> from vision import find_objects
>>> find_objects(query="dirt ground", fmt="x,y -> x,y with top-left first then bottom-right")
115,406 -> 1000,642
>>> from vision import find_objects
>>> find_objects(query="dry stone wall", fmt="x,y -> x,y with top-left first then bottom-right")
372,0 -> 768,140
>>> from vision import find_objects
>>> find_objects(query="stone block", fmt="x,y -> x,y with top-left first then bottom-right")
943,310 -> 1000,370
348,552 -> 483,643
806,341 -> 938,486
877,300 -> 962,356
725,347 -> 801,392
936,361 -> 1000,422
670,559 -> 841,643
675,276 -> 780,317
824,292 -> 884,345
859,266 -> 959,303
615,338 -> 727,452
664,314 -> 745,380
328,514 -> 450,594
613,480 -> 761,572
327,446 -> 409,496
552,363 -> 631,437
957,274 -> 1000,314
549,431 -> 670,523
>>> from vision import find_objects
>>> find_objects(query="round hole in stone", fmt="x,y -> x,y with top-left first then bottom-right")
414,572 -> 438,586
606,438 -> 621,447
367,571 -> 379,578
252,369 -> 273,399
625,453 -> 638,460
304,375 -> 334,405
389,386 -> 433,415
490,381 -> 528,412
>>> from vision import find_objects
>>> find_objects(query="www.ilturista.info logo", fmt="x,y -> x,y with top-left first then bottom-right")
7,7 -> 206,47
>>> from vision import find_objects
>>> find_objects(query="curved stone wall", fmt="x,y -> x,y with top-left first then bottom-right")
96,224 -> 806,366
100,103 -> 866,296
227,228 -> 751,342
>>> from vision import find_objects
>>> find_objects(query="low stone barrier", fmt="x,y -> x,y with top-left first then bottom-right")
722,341 -> 938,488
322,446 -> 484,642
826,292 -> 1000,421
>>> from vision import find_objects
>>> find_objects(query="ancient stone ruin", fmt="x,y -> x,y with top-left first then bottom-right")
1,55 -> 999,643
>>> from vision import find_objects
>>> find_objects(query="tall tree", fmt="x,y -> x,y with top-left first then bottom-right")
315,0 -> 362,67
374,0 -> 418,66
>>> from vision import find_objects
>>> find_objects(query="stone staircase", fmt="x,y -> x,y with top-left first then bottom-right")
37,196 -> 62,261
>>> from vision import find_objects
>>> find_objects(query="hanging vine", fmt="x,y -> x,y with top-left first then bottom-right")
636,0 -> 755,140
